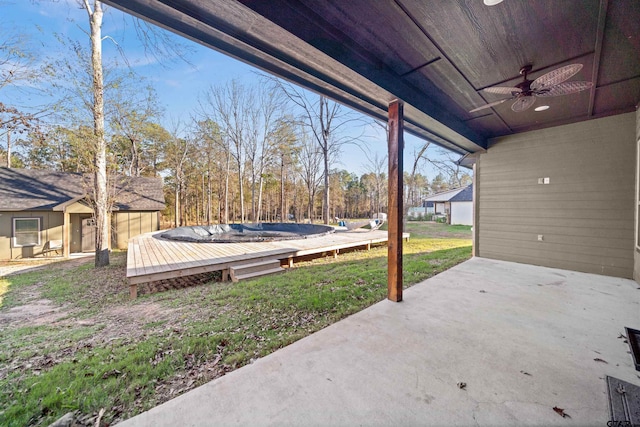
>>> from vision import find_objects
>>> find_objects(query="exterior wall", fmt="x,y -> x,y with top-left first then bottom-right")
450,201 -> 473,225
112,211 -> 159,249
634,105 -> 640,282
0,211 -> 64,260
66,201 -> 94,254
435,202 -> 447,214
477,113 -> 635,278
69,213 -> 91,253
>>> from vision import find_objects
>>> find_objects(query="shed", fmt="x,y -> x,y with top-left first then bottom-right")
0,168 -> 165,260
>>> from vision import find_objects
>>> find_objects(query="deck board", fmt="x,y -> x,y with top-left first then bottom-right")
127,229 -> 409,286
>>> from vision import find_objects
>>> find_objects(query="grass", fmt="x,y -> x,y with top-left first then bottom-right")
0,221 -> 471,426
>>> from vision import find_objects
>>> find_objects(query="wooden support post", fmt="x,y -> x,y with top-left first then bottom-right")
472,162 -> 479,257
129,283 -> 137,299
221,268 -> 230,282
288,257 -> 294,268
62,211 -> 70,258
388,100 -> 404,302
332,249 -> 338,259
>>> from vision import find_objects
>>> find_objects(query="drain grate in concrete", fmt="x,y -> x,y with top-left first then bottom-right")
626,327 -> 640,371
606,376 -> 640,425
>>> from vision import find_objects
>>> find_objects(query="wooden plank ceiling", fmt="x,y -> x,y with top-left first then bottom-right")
103,0 -> 640,154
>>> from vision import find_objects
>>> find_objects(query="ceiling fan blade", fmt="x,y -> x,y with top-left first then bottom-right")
483,86 -> 522,95
534,81 -> 593,97
469,98 -> 511,113
531,64 -> 583,91
511,96 -> 535,112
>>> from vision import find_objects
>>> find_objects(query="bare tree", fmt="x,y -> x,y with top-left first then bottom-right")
269,78 -> 368,224
44,0 -> 192,267
361,149 -> 387,216
245,84 -> 285,222
0,23 -> 47,168
79,0 -> 111,267
110,84 -> 162,177
297,131 -> 323,221
428,148 -> 472,188
202,80 -> 252,222
272,118 -> 299,221
163,123 -> 194,227
405,141 -> 430,207
0,25 -> 37,91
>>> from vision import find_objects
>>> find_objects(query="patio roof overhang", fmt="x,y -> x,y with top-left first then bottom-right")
102,0 -> 640,152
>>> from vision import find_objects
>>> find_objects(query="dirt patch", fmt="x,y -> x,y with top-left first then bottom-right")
0,299 -> 69,326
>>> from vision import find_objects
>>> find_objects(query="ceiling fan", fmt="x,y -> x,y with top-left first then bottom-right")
469,64 -> 593,113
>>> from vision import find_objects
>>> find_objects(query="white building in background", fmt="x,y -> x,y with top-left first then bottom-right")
422,185 -> 473,225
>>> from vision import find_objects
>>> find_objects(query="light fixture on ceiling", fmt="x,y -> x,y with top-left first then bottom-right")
483,0 -> 504,5
534,105 -> 550,112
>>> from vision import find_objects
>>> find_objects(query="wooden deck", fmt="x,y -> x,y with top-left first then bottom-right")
127,229 -> 408,298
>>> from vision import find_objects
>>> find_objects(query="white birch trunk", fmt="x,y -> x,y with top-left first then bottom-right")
86,0 -> 110,267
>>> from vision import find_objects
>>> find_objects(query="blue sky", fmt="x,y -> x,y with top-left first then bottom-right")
2,0 -> 454,179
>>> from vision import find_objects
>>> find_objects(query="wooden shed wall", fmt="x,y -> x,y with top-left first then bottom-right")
112,211 -> 159,249
634,106 -> 640,283
477,112 -> 636,278
0,211 -> 64,260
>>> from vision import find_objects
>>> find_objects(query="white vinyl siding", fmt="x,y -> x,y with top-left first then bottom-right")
451,201 -> 473,225
13,218 -> 41,247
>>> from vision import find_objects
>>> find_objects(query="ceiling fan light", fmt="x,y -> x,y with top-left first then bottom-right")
483,0 -> 504,5
534,105 -> 550,111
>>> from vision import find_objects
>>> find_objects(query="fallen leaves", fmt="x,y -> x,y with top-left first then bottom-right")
101,369 -> 121,380
553,406 -> 571,418
520,370 -> 532,376
457,382 -> 467,390
594,358 -> 608,364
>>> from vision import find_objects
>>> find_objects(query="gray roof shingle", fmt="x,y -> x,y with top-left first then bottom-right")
0,168 -> 165,211
449,185 -> 473,202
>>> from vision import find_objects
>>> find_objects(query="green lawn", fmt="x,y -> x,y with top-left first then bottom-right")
0,222 -> 471,426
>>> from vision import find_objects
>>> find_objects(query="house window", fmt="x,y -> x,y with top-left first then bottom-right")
13,218 -> 41,247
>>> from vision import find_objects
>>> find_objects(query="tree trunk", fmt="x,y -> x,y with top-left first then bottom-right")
323,148 -> 329,224
130,137 -> 140,177
174,183 -> 180,228
256,175 -> 264,222
320,96 -> 330,225
280,159 -> 285,221
6,133 -> 10,168
237,162 -> 245,222
224,149 -> 230,223
88,1 -> 110,267
250,170 -> 256,222
207,172 -> 212,225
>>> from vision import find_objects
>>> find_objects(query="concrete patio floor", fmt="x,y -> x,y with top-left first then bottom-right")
120,257 -> 640,426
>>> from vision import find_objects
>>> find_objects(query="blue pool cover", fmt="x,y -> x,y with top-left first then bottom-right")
160,223 -> 335,243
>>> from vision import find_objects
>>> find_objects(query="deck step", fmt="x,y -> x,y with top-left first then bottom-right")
230,259 -> 283,282
231,267 -> 284,282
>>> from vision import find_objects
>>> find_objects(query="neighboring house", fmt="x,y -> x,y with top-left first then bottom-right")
422,185 -> 473,225
0,168 -> 165,260
424,201 -> 434,214
448,185 -> 473,226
